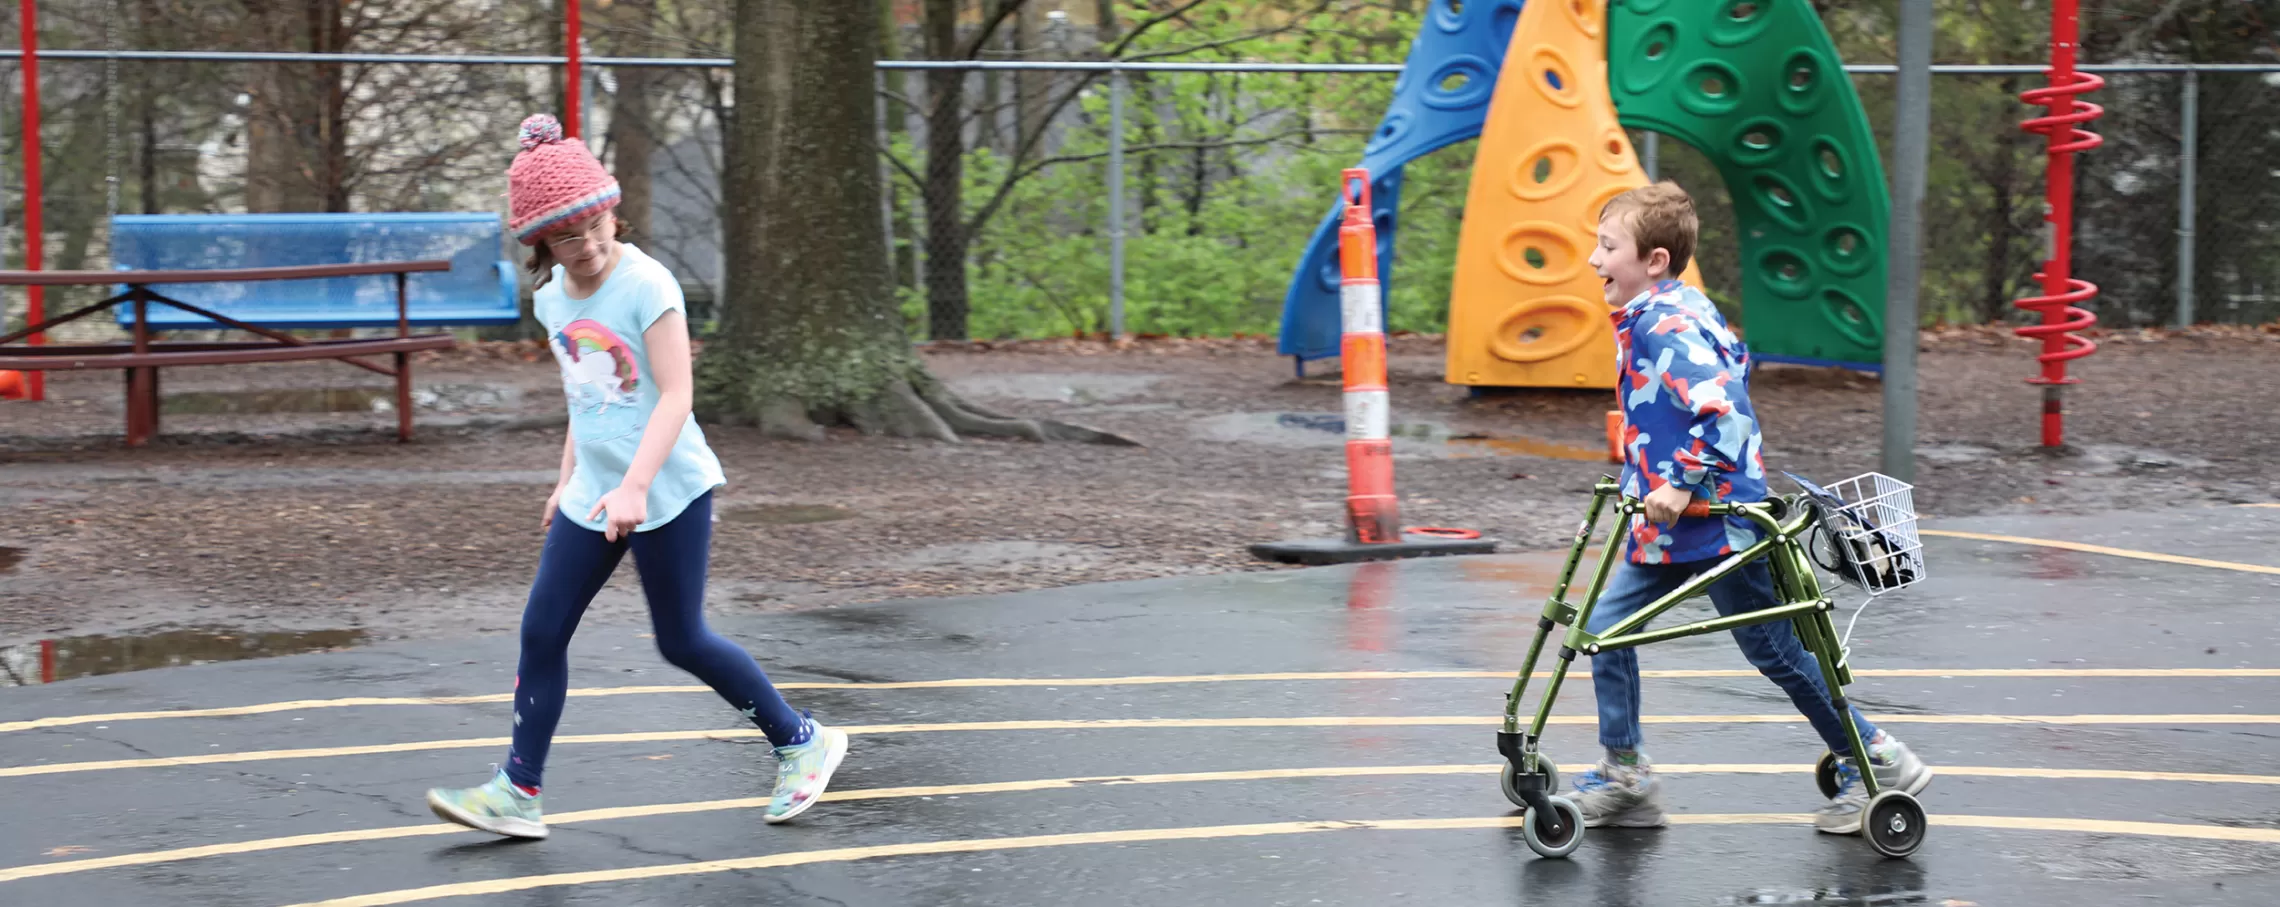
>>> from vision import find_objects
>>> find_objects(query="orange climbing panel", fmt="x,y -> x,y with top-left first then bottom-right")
1444,0 -> 1702,390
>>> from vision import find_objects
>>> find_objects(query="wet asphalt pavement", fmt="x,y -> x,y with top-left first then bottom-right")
2,505 -> 2278,906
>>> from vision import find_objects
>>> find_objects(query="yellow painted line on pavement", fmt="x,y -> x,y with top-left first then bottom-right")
10,667 -> 2277,735
8,761 -> 2276,887
1921,528 -> 2280,576
9,713 -> 2280,780
274,809 -> 2280,907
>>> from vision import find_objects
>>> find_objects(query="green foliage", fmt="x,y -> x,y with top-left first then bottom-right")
888,1 -> 1455,340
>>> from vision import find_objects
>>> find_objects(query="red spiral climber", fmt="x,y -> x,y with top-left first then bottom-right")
2014,0 -> 2102,448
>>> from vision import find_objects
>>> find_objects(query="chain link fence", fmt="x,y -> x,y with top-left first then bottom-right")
4,56 -> 2277,346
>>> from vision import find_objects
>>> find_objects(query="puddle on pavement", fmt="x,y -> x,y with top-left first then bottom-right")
164,387 -> 390,414
1716,889 -> 1928,906
0,547 -> 22,574
1445,433 -> 1607,462
723,504 -> 857,525
0,625 -> 368,687
1198,411 -> 1604,461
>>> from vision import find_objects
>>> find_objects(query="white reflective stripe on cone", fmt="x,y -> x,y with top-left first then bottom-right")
1340,282 -> 1383,335
1345,389 -> 1390,441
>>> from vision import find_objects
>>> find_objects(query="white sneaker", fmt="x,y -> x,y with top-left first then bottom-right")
764,721 -> 849,824
1571,757 -> 1667,828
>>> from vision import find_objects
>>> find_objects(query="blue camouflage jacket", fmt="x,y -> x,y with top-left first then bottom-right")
1613,279 -> 1768,565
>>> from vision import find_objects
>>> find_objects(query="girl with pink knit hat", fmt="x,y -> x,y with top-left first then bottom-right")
425,114 -> 848,837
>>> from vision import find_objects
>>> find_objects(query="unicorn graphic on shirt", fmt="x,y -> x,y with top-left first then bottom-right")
550,319 -> 640,416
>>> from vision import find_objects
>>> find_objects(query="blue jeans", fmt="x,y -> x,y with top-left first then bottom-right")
1585,557 -> 1879,756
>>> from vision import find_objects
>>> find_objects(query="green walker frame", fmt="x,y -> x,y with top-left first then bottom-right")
1495,477 -> 1927,859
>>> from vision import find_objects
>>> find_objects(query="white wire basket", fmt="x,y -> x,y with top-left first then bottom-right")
1795,472 -> 1926,596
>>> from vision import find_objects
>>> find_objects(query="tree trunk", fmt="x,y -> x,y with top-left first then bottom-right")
1015,2 -> 1049,152
1094,0 -> 1118,44
136,0 -> 159,214
242,0 -> 342,213
1978,82 -> 2023,324
921,0 -> 970,341
879,0 -> 917,292
699,0 -> 1130,446
607,0 -> 658,239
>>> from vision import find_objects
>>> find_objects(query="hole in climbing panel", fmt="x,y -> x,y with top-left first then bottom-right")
1499,224 -> 1583,285
1624,24 -> 1680,93
1678,61 -> 1747,115
1423,58 -> 1493,109
1510,140 -> 1581,200
1709,0 -> 1778,45
1607,139 -> 1622,156
1760,249 -> 1813,298
1808,139 -> 1850,203
1732,120 -> 1785,166
1518,325 -> 1548,343
1528,48 -> 1579,106
1821,225 -> 1871,277
1753,173 -> 1811,229
1821,288 -> 1879,345
1448,0 -> 1464,13
1778,52 -> 1828,114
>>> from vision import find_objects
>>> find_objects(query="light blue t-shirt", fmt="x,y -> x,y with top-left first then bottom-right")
534,243 -> 725,534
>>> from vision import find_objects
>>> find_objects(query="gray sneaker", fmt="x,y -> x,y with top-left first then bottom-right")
1816,736 -> 1933,835
1571,758 -> 1667,828
1867,736 -> 1934,796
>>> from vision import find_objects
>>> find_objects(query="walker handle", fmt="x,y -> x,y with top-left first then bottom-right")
1683,501 -> 1726,519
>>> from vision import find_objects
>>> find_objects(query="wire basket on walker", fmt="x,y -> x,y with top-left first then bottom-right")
1493,471 -> 1930,860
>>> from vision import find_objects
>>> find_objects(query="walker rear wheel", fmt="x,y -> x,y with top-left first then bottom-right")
1815,751 -> 1841,799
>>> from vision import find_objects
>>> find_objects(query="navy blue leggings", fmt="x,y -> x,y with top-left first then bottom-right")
504,491 -> 808,789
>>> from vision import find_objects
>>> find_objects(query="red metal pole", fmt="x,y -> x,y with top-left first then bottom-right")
18,0 -> 43,403
563,0 -> 581,138
39,638 -> 55,684
2016,0 -> 2101,448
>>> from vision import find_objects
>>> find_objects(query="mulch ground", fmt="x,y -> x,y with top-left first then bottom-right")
3,324 -> 2274,645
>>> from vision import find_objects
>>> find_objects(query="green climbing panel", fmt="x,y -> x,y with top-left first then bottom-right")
1608,0 -> 1888,368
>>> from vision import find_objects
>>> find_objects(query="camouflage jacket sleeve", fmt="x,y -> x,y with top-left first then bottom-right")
1626,312 -> 1752,498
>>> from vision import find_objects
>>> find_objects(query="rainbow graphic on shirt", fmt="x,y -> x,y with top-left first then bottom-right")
550,318 -> 641,418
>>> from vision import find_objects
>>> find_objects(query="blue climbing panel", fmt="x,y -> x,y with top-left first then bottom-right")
1276,0 -> 1526,363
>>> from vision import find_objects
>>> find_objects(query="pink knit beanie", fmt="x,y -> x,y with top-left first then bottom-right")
507,114 -> 621,245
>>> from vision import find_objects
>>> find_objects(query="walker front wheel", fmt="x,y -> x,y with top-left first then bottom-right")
1815,751 -> 1841,799
1863,790 -> 1927,858
1522,795 -> 1585,858
1500,755 -> 1561,809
